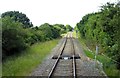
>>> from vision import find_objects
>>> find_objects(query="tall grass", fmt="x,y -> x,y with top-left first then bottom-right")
2,39 -> 60,76
76,31 -> 120,78
84,50 -> 120,77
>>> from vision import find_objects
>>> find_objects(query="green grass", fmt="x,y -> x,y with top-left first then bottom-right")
76,31 -> 120,77
0,64 -> 1,77
2,39 -> 60,76
84,50 -> 94,59
72,31 -> 76,38
61,33 -> 67,38
84,50 -> 120,77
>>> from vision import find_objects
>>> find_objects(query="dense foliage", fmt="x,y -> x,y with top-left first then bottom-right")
1,11 -> 33,28
66,24 -> 73,31
2,17 -> 28,57
53,24 -> 66,34
76,3 -> 120,69
38,23 -> 60,40
2,11 -> 66,59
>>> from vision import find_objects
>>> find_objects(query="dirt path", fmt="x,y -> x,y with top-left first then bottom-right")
31,32 -> 107,77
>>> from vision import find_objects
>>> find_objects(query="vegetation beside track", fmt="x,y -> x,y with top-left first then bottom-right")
1,11 -> 72,59
84,50 -> 120,77
75,2 -> 120,71
74,2 -> 120,77
2,39 -> 60,76
76,31 -> 120,77
1,11 -> 73,76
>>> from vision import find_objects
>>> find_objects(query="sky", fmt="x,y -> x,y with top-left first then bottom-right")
0,0 -> 118,27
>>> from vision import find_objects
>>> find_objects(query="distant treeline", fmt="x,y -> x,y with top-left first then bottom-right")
76,2 -> 120,69
1,11 -> 73,59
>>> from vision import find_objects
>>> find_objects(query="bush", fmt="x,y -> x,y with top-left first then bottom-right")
1,11 -> 33,28
2,12 -> 65,59
53,24 -> 66,34
76,2 -> 120,69
39,23 -> 60,40
2,17 -> 28,58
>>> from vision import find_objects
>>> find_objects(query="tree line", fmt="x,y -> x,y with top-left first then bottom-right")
1,11 -> 73,59
76,2 -> 120,69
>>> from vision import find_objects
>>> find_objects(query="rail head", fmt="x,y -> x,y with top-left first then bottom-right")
48,36 -> 67,78
70,34 -> 77,78
48,33 -> 77,78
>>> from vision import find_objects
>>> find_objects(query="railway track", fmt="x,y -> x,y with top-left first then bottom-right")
48,33 -> 79,78
31,32 -> 106,77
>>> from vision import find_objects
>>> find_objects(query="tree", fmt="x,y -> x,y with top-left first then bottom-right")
1,11 -> 33,28
53,24 -> 66,34
2,17 -> 28,58
66,25 -> 73,31
76,2 -> 120,69
39,23 -> 60,40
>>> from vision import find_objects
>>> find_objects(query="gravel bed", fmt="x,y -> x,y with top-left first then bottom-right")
31,37 -> 107,77
30,38 -> 65,76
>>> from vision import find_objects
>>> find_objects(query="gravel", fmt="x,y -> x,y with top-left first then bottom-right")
30,37 -> 107,77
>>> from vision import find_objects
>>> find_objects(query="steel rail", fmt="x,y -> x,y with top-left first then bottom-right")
48,34 -> 68,78
70,32 -> 76,78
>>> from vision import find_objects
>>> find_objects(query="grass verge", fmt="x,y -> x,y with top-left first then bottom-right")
76,31 -> 120,78
84,50 -> 120,77
2,39 -> 60,76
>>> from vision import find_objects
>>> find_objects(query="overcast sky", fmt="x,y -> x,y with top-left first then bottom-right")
0,0 -> 118,27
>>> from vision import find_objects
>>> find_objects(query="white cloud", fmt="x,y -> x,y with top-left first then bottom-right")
0,0 -> 117,27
